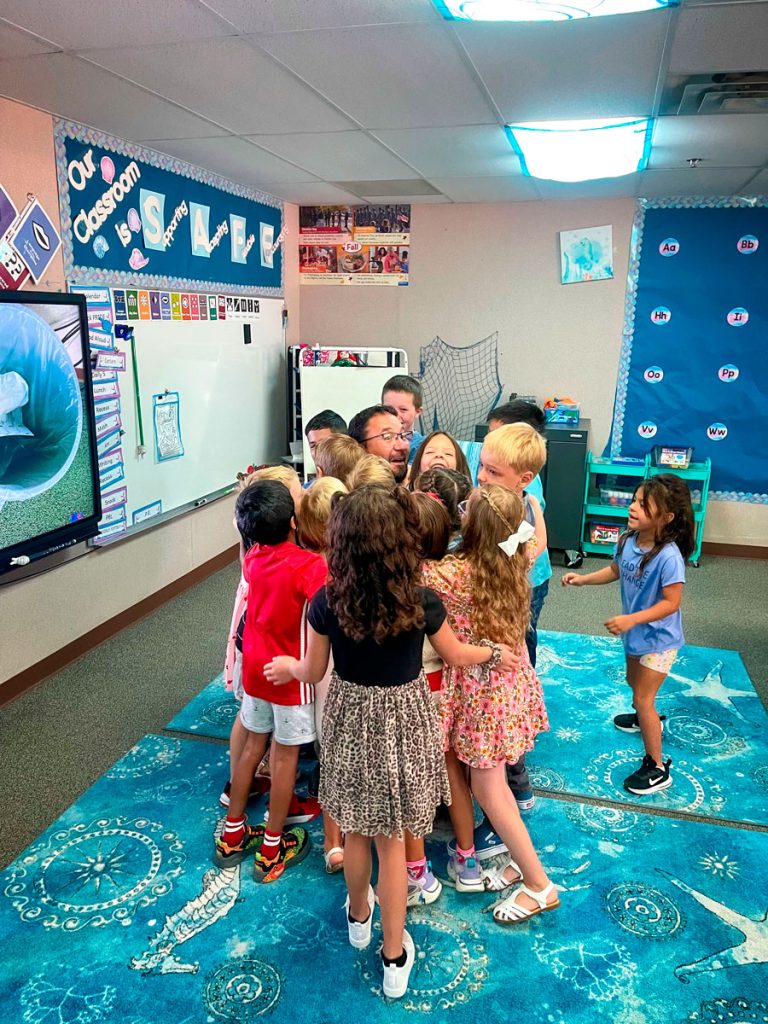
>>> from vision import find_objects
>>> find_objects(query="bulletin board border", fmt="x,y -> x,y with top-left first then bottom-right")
609,194 -> 768,504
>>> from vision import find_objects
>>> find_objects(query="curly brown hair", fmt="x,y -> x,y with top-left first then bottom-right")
326,485 -> 425,643
459,485 -> 531,648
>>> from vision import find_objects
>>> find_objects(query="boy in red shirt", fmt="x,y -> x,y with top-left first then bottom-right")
214,479 -> 327,882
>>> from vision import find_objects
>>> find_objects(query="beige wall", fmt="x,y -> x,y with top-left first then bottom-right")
299,200 -> 767,547
0,97 -> 298,690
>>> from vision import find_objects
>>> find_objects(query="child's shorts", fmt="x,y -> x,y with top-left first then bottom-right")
638,649 -> 678,674
240,694 -> 317,745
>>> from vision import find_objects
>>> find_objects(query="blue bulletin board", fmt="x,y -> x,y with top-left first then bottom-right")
609,198 -> 768,502
54,121 -> 283,296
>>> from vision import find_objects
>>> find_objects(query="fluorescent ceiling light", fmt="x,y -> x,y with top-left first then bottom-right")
505,118 -> 652,181
434,0 -> 677,21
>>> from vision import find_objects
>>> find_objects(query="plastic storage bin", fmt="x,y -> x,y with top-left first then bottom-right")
599,483 -> 635,507
544,402 -> 580,425
652,445 -> 694,469
589,521 -> 621,546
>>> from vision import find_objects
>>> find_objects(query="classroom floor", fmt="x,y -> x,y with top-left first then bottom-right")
1,552 -> 766,869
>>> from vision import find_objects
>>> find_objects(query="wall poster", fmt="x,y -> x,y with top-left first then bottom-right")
299,204 -> 410,286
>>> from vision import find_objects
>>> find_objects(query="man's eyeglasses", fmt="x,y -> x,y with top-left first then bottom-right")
363,429 -> 414,444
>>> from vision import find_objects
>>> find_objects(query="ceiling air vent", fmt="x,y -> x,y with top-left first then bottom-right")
662,72 -> 768,115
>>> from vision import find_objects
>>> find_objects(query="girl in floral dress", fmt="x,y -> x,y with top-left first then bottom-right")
422,485 -> 560,924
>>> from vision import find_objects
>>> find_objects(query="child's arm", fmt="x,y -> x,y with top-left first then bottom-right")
562,563 -> 619,587
263,626 -> 331,685
429,621 -> 520,672
605,582 -> 683,636
527,494 -> 547,562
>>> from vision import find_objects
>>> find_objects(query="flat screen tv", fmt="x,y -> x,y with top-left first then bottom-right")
0,291 -> 102,573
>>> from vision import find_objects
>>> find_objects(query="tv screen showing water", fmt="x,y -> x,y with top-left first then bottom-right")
0,293 -> 101,569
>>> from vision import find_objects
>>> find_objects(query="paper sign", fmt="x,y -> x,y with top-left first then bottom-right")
101,485 -> 128,512
132,500 -> 163,525
8,199 -> 62,282
96,350 -> 126,371
100,504 -> 127,528
96,428 -> 121,458
93,379 -> 120,400
149,291 -> 161,319
126,290 -> 139,320
160,292 -> 171,319
92,368 -> 118,383
153,392 -> 184,461
190,293 -> 200,319
88,327 -> 114,351
93,518 -> 127,543
0,238 -> 30,290
99,462 -> 124,487
138,290 -> 151,320
99,447 -> 123,474
0,184 -> 18,235
95,413 -> 121,439
113,289 -> 127,320
94,397 -> 121,419
170,293 -> 181,320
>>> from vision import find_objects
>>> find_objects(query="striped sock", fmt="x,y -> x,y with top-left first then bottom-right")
222,816 -> 246,846
261,828 -> 281,858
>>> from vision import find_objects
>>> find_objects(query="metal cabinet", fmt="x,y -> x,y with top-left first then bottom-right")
541,419 -> 590,566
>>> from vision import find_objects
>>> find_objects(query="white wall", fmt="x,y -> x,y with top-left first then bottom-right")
299,199 -> 768,547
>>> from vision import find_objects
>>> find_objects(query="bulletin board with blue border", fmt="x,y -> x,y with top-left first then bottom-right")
609,197 -> 768,503
54,120 -> 283,297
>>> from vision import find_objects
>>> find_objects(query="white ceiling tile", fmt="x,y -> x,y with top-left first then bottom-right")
245,131 -> 417,179
429,175 -> 541,202
144,137 -> 319,187
257,182 -> 366,204
0,0 -> 233,49
80,38 -> 354,134
650,114 -> 768,168
670,3 -> 768,72
203,0 -> 439,33
256,24 -> 497,129
0,54 -> 225,140
0,18 -> 58,58
361,193 -> 452,203
372,125 -> 520,177
740,168 -> 768,193
534,174 -> 643,199
456,12 -> 667,121
637,166 -> 760,197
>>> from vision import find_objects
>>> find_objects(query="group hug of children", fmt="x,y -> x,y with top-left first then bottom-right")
213,377 -> 696,1000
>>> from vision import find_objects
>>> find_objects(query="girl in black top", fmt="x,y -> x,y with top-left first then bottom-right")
264,485 -> 517,1000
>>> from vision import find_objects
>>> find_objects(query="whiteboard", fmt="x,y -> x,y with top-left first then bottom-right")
106,298 -> 285,536
300,361 -> 408,475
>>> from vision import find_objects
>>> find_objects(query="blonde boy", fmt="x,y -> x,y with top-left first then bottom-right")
478,423 -> 547,557
313,434 -> 364,487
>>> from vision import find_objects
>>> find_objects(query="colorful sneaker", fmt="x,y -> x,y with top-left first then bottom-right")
219,775 -> 271,808
253,826 -> 311,883
345,885 -> 375,948
382,929 -> 416,1000
213,824 -> 264,867
406,863 -> 442,906
448,826 -> 508,863
514,790 -> 536,812
268,793 -> 321,825
623,755 -> 672,795
613,712 -> 666,734
447,851 -> 484,892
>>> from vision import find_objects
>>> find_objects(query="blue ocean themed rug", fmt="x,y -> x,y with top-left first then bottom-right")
165,673 -> 236,740
1,733 -> 767,1024
532,631 -> 768,825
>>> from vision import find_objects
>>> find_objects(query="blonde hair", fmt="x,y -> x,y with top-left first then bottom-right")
482,422 -> 546,476
237,464 -> 301,492
460,485 -> 531,647
346,453 -> 395,490
299,476 -> 347,552
314,434 -> 364,486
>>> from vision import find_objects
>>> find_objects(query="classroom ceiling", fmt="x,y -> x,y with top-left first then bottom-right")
0,0 -> 767,204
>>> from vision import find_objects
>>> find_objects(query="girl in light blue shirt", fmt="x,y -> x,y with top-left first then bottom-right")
563,475 -> 695,797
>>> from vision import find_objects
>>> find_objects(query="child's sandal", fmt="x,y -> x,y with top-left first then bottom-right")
483,857 -> 523,892
492,881 -> 560,925
324,846 -> 344,874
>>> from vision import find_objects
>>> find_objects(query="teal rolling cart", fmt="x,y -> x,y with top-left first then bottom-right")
581,454 -> 711,567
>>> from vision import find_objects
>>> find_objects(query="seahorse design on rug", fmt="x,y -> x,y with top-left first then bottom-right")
129,865 -> 241,975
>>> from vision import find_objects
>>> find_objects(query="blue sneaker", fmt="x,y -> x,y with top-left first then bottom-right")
448,825 -> 509,863
406,863 -> 442,906
514,790 -> 536,812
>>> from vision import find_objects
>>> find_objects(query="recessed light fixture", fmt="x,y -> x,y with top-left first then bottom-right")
505,118 -> 653,181
434,0 -> 677,21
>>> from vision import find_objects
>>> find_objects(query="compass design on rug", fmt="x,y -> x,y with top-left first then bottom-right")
532,934 -> 636,1001
527,764 -> 567,792
605,882 -> 685,938
564,802 -> 656,843
4,816 -> 184,929
358,907 -> 488,1011
203,958 -> 281,1021
585,750 -> 725,815
20,966 -> 116,1024
105,736 -> 182,780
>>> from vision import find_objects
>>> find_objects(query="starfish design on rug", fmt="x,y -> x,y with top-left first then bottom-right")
663,660 -> 756,720
657,869 -> 768,981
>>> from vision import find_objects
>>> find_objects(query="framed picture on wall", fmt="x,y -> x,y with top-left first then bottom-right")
559,224 -> 614,284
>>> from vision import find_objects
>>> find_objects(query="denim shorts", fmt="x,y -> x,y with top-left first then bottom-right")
240,694 -> 317,745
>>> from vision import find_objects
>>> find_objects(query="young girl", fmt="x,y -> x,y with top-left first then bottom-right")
563,474 -> 694,795
422,485 -> 559,924
264,486 -> 518,999
412,466 -> 472,551
409,431 -> 471,485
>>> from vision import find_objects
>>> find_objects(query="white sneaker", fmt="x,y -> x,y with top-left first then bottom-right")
344,885 -> 375,949
382,928 -> 415,999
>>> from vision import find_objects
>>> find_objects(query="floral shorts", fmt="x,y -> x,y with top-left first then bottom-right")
638,649 -> 678,674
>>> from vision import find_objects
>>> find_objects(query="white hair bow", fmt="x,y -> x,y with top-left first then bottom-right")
498,519 -> 535,557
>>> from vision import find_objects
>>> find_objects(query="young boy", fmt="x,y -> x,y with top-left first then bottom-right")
214,479 -> 327,882
477,421 -> 548,817
382,374 -> 424,462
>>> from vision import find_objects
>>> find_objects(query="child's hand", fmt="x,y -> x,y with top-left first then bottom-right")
497,645 -> 521,672
263,657 -> 296,685
562,573 -> 583,587
605,614 -> 635,636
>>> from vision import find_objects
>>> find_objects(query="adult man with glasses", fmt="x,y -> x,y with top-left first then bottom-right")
348,405 -> 412,483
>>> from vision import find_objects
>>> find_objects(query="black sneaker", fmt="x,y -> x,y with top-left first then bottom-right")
623,755 -> 672,795
613,712 -> 666,734
219,775 -> 271,808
